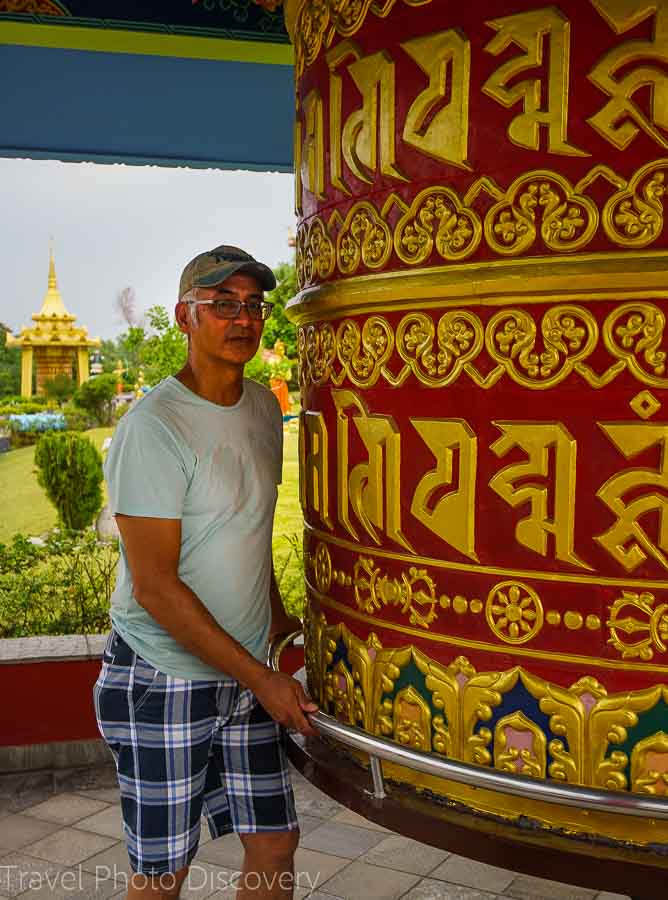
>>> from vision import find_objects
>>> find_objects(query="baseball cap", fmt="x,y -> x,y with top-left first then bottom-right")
178,245 -> 276,299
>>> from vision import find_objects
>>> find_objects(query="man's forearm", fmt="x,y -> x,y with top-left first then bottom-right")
134,575 -> 269,692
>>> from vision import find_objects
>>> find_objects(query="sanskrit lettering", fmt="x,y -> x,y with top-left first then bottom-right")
401,29 -> 472,169
483,7 -> 586,156
589,0 -> 668,150
295,6 -> 668,203
333,389 -> 412,551
596,423 -> 668,571
300,410 -> 333,530
410,418 -> 478,560
298,391 -> 668,576
489,422 -> 591,569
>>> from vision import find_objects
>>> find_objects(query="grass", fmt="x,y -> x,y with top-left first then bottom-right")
0,425 -> 304,603
273,422 -> 304,609
0,428 -> 114,542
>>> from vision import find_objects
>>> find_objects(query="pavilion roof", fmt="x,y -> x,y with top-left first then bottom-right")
6,249 -> 101,350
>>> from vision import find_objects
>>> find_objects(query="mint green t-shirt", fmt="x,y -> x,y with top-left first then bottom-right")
103,376 -> 283,679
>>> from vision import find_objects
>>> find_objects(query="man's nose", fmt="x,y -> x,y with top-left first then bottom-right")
233,304 -> 253,322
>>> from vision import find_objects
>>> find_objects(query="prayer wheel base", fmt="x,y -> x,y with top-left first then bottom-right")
286,702 -> 666,900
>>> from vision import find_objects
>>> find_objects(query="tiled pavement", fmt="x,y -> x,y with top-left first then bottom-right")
0,767 -> 630,900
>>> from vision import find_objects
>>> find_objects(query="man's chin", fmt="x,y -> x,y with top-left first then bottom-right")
225,341 -> 260,361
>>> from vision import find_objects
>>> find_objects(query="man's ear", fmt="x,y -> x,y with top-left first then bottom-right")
175,301 -> 191,335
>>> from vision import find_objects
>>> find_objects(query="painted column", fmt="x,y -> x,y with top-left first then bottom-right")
77,348 -> 90,386
20,346 -> 33,398
285,0 -> 668,846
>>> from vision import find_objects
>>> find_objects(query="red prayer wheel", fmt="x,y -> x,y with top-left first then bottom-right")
284,0 -> 668,860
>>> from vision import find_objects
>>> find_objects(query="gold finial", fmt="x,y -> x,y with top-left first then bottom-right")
48,238 -> 57,291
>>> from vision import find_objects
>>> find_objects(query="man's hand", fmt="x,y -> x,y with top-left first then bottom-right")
251,669 -> 319,737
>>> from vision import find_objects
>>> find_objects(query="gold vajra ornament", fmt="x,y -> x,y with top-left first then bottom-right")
607,592 -> 668,661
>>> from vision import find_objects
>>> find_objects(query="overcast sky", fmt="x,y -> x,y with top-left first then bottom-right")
0,158 -> 296,341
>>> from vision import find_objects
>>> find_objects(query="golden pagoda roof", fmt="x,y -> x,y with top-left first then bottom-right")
7,248 -> 101,350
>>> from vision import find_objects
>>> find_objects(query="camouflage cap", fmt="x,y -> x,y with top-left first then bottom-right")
178,245 -> 276,299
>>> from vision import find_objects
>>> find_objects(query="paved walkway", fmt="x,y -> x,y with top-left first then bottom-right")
0,766 -> 629,900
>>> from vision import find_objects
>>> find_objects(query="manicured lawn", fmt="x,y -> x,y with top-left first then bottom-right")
0,428 -> 114,542
273,422 -> 304,608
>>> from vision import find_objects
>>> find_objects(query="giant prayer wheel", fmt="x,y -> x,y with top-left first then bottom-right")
284,0 -> 668,866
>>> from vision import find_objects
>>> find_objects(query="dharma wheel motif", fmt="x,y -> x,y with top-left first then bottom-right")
285,0 -> 668,849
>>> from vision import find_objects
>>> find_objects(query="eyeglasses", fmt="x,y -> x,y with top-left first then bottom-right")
187,299 -> 274,321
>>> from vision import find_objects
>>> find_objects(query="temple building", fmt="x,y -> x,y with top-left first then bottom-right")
7,249 -> 101,397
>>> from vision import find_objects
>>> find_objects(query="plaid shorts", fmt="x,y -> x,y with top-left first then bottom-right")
93,630 -> 297,874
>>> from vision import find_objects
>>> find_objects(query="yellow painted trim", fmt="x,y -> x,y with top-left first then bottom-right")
380,759 -> 668,847
312,589 -> 668,675
287,250 -> 668,324
0,21 -> 294,64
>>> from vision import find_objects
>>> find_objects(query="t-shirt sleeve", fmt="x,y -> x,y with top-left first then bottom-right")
104,412 -> 188,518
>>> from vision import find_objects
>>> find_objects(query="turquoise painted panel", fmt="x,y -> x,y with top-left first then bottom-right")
1,44 -> 294,170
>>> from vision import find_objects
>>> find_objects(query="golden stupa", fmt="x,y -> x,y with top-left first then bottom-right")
8,248 -> 101,397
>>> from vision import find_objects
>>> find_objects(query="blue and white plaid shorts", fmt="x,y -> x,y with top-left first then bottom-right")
93,630 -> 298,874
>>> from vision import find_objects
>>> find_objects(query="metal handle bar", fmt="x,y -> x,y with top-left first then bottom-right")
268,631 -> 668,819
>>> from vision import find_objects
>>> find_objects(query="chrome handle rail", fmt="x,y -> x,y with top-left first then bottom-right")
268,631 -> 668,819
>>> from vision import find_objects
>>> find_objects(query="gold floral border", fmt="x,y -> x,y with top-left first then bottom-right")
297,301 -> 668,391
296,161 -> 668,290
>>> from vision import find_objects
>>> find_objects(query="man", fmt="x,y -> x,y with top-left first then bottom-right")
94,245 -> 318,900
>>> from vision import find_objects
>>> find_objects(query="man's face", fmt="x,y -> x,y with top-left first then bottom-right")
182,272 -> 265,367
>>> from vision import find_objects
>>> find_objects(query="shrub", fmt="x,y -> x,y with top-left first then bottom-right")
0,401 -> 49,415
0,531 -> 117,637
43,374 -> 76,405
74,374 -> 116,426
61,402 -> 92,432
34,432 -> 104,530
0,395 -> 49,409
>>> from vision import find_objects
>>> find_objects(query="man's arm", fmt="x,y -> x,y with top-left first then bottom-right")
116,513 -> 317,736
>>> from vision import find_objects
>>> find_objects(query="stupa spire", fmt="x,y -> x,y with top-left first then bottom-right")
38,241 -> 69,318
48,238 -> 57,291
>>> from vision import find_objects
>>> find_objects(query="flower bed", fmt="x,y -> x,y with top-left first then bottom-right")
7,412 -> 66,448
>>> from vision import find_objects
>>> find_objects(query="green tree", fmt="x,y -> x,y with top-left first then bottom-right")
43,373 -> 76,405
74,373 -> 116,426
120,326 -> 148,370
34,432 -> 104,531
0,323 -> 21,398
140,305 -> 187,384
262,262 -> 298,358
